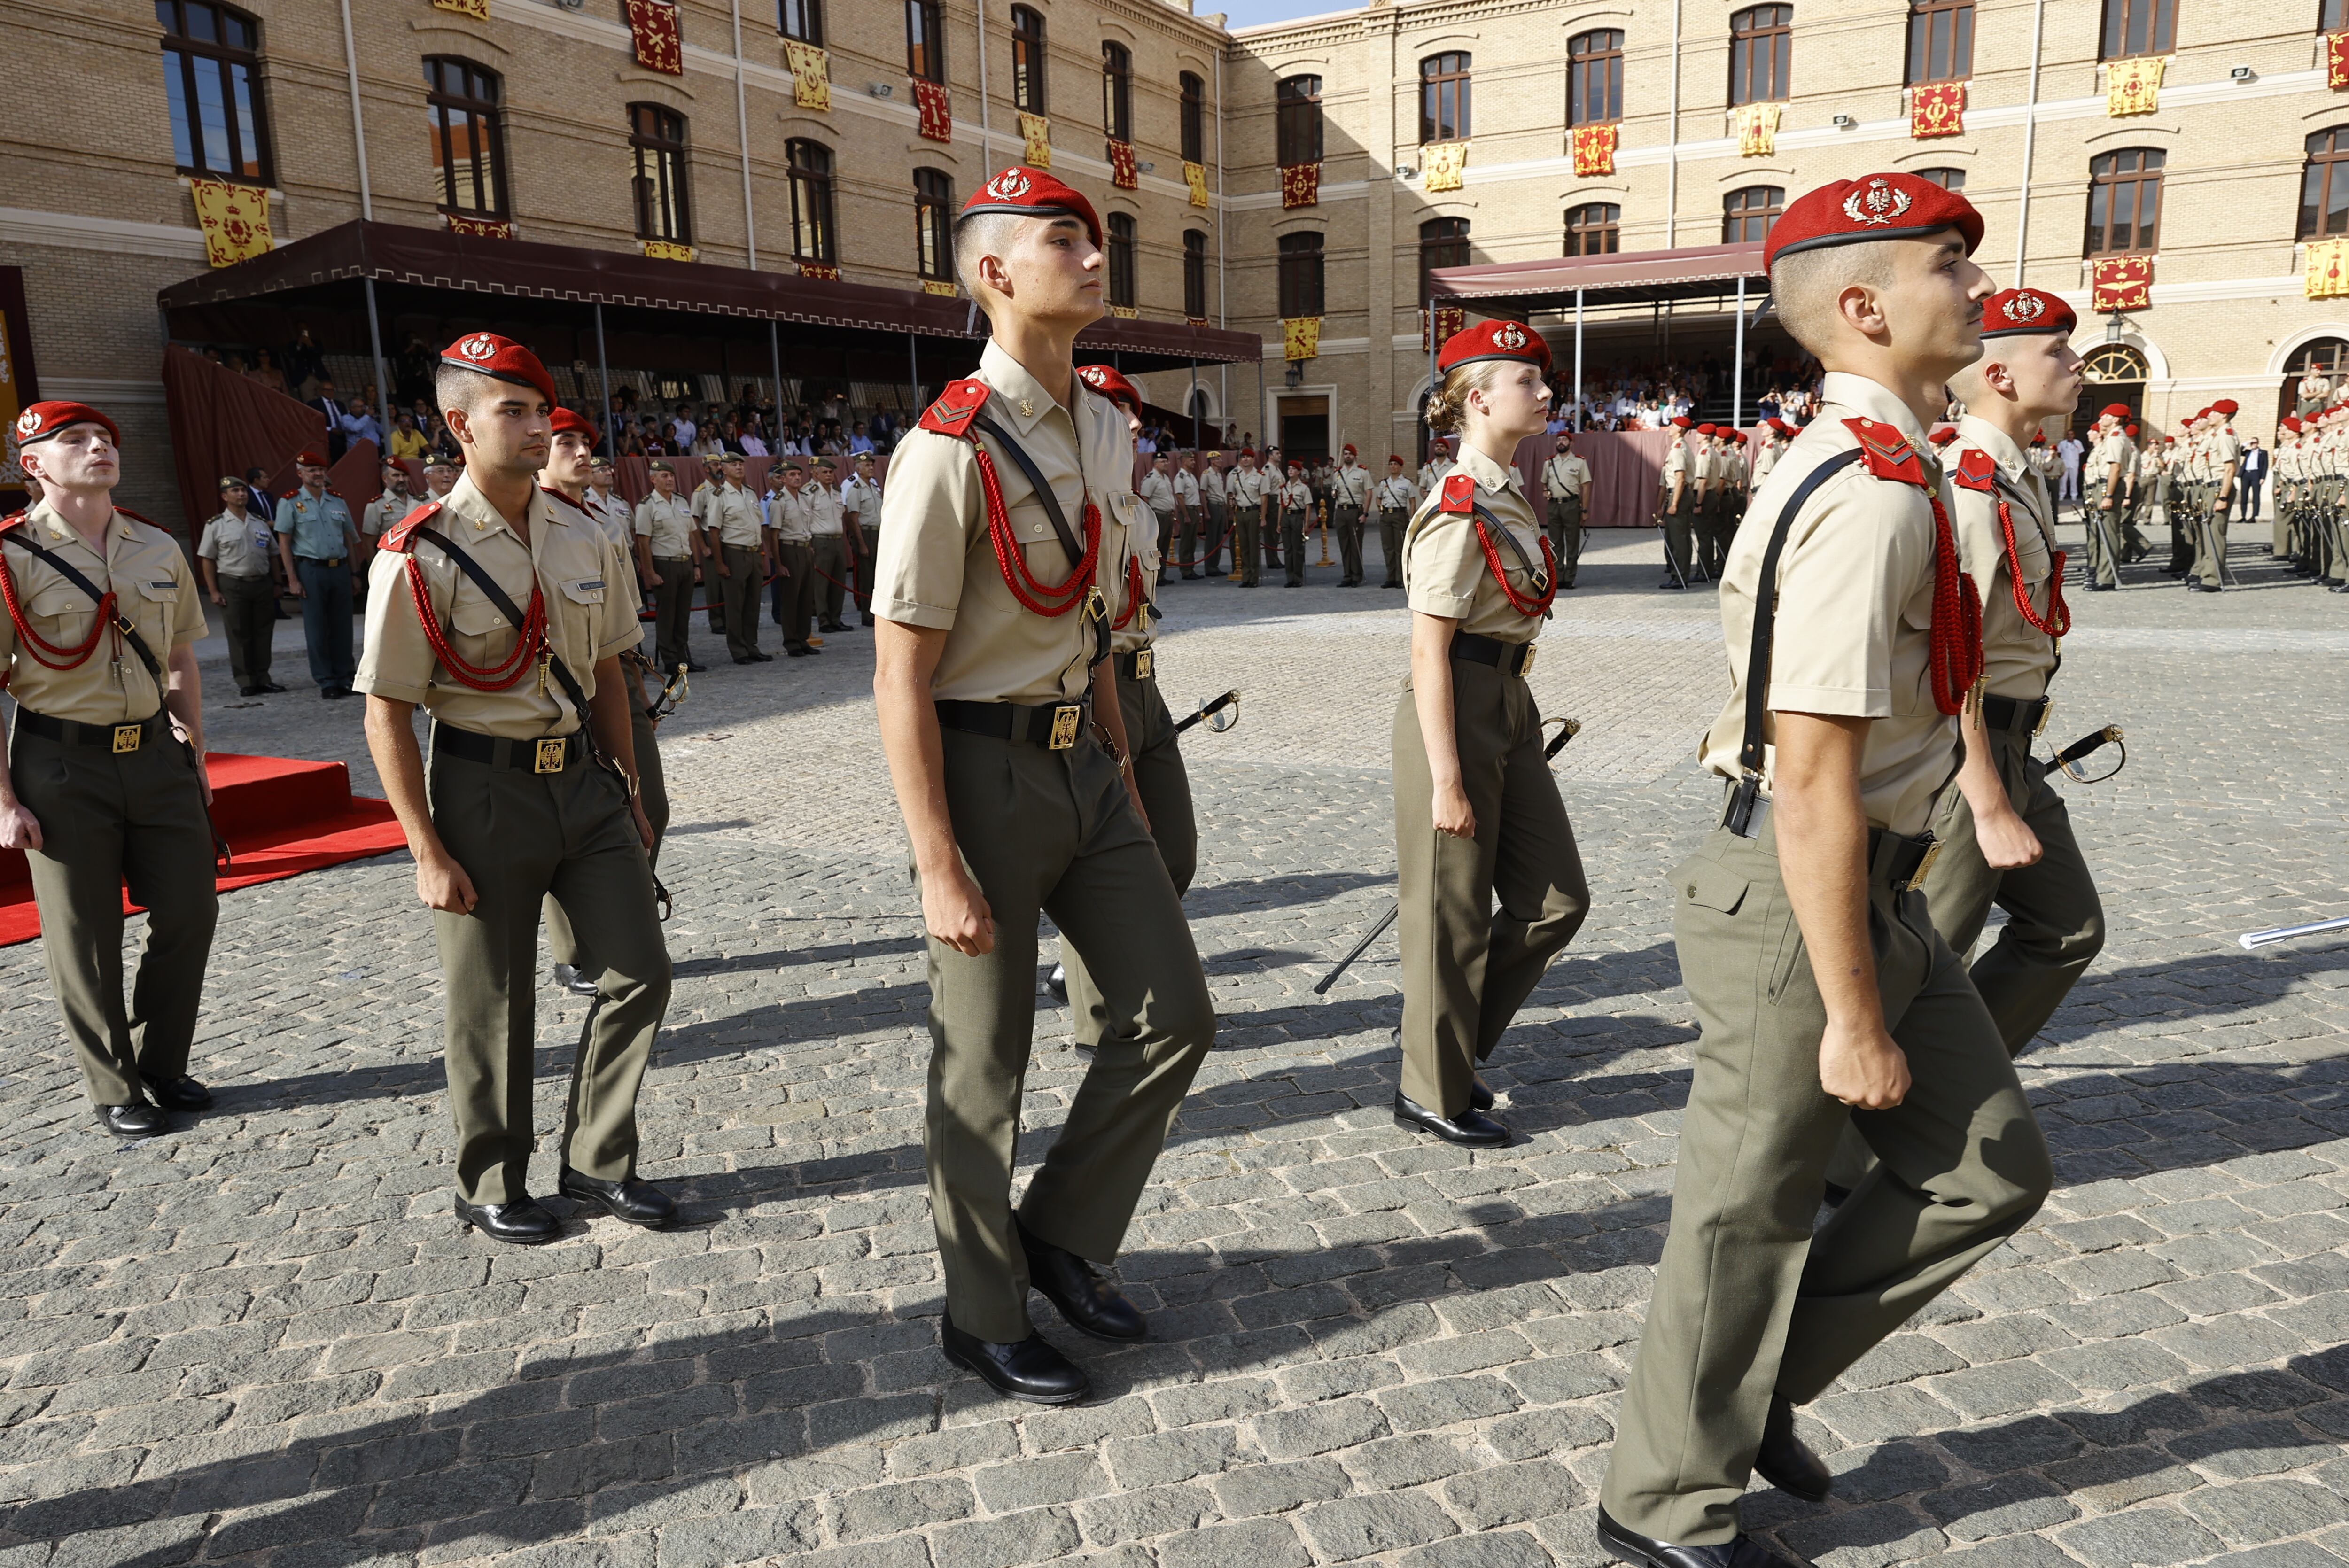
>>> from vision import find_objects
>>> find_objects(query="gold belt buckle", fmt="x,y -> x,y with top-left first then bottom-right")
1047,704 -> 1083,751
534,737 -> 568,774
1906,839 -> 1943,892
111,723 -> 142,754
1517,642 -> 1538,678
1134,649 -> 1154,680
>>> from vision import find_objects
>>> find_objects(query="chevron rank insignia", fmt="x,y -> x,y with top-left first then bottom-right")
918,379 -> 993,438
378,501 -> 445,553
1843,417 -> 1927,488
1439,473 -> 1477,514
1951,446 -> 1999,493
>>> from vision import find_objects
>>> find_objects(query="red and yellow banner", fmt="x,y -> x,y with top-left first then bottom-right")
1279,162 -> 1320,209
1108,139 -> 1139,190
1019,112 -> 1051,168
1422,141 -> 1468,193
923,279 -> 957,297
1184,160 -> 1209,208
1912,81 -> 1964,139
1110,304 -> 1139,319
189,178 -> 272,268
1282,317 -> 1322,361
1187,315 -> 1209,328
1571,123 -> 1617,178
799,261 -> 840,282
2330,32 -> 2349,90
446,213 -> 513,240
2092,255 -> 2152,312
2307,238 -> 2349,299
430,0 -> 487,18
625,0 -> 683,75
913,79 -> 951,142
784,41 -> 830,110
1735,102 -> 1779,158
642,239 -> 695,263
2107,55 -> 2163,116
1423,306 -> 1464,351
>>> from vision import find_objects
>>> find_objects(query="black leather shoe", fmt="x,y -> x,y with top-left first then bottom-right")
752,651 -> 776,661
97,1101 -> 167,1138
558,1167 -> 677,1228
940,1318 -> 1090,1404
1755,1394 -> 1833,1501
148,1074 -> 212,1111
261,681 -> 289,693
1394,1091 -> 1510,1146
552,964 -> 599,996
1659,580 -> 1684,590
684,661 -> 709,672
455,1195 -> 560,1244
1019,1219 -> 1145,1340
1597,1506 -> 1807,1568
1470,1076 -> 1496,1112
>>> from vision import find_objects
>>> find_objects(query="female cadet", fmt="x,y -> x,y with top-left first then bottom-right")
1392,321 -> 1590,1146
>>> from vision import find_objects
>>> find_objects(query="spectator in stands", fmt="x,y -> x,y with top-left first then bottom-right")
341,396 -> 384,455
389,410 -> 429,463
244,347 -> 289,396
848,421 -> 875,454
284,326 -> 327,397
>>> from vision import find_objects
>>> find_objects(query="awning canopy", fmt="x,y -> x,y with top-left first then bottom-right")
158,219 -> 1260,371
1429,241 -> 1767,314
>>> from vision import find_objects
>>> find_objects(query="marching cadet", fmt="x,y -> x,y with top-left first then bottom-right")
871,168 -> 1213,1405
1599,175 -> 2052,1568
2275,417 -> 2302,564
699,452 -> 770,661
198,475 -> 285,697
1659,415 -> 1696,588
1170,450 -> 1202,581
1259,446 -> 1284,575
1196,449 -> 1228,578
1717,429 -> 1752,567
808,456 -> 854,634
274,451 -> 363,700
1690,423 -> 1724,579
1392,320 -> 1588,1148
1331,444 -> 1372,587
1540,431 -> 1591,590
359,333 -> 671,1244
2189,398 -> 2241,593
633,461 -> 703,673
1276,459 -> 1314,587
1137,452 -> 1179,583
2169,410 -> 2206,578
1376,455 -> 1417,588
843,451 -> 885,624
1753,417 -> 1791,488
1228,450 -> 1267,587
2,402 -> 218,1137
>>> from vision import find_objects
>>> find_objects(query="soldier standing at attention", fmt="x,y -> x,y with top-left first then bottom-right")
2083,406 -> 2126,590
1196,449 -> 1228,578
871,168 -> 1214,1405
633,461 -> 703,672
2189,399 -> 2241,593
1170,450 -> 1203,582
360,460 -> 415,579
700,451 -> 769,662
359,334 -> 671,1244
2,402 -> 218,1138
1540,431 -> 1591,590
1261,446 -> 1286,574
1392,321 -> 1588,1147
1690,423 -> 1723,580
1228,450 -> 1267,587
768,460 -> 820,657
1331,444 -> 1372,587
1659,416 -> 1696,588
198,475 -> 285,697
1419,435 -> 1456,495
422,454 -> 459,504
1276,460 -> 1314,588
808,457 -> 854,634
1376,456 -> 1418,588
843,451 -> 885,625
1598,176 -> 2051,1568
1137,451 -> 1179,584
273,450 -> 363,699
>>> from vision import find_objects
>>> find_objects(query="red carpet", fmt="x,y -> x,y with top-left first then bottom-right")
0,752 -> 410,947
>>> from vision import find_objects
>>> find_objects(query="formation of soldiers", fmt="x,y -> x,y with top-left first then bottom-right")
1657,418 -> 1782,586
2271,403 -> 2349,590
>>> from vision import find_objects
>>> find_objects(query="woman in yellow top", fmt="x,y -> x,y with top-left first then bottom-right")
1392,320 -> 1590,1145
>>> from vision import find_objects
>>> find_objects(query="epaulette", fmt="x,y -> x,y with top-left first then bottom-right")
378,501 -> 444,554
0,511 -> 25,535
1843,417 -> 1928,488
1951,447 -> 1998,494
1438,473 -> 1477,515
918,379 -> 991,439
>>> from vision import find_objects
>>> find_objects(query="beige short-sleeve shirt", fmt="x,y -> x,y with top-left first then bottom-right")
1228,467 -> 1267,508
1107,489 -> 1159,656
1696,372 -> 1960,837
1949,417 -> 2059,700
805,483 -> 845,537
1401,441 -> 1550,645
1332,463 -> 1372,507
1662,440 -> 1691,489
198,508 -> 278,578
700,481 -> 764,548
634,490 -> 697,557
1201,466 -> 1228,505
871,341 -> 1130,706
356,476 -> 638,740
0,503 -> 207,726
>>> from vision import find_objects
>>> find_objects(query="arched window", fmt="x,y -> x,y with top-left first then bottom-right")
786,138 -> 835,262
1729,7 -> 1792,106
1916,166 -> 1967,189
2081,344 -> 2148,383
914,167 -> 954,281
157,1 -> 273,181
1278,232 -> 1325,319
1906,0 -> 1973,84
1420,53 -> 1471,143
906,0 -> 945,83
2286,338 -> 2349,379
1106,211 -> 1137,308
425,56 -> 506,217
1010,7 -> 1045,114
1181,73 -> 1206,164
1102,42 -> 1133,142
628,103 -> 691,244
1564,203 -> 1621,256
778,0 -> 822,46
2301,128 -> 2349,240
1419,216 -> 1470,304
1276,76 -> 1323,166
2100,0 -> 2174,59
1182,229 -> 1208,318
1723,185 -> 1785,243
2085,148 -> 2163,255
1568,31 -> 1624,126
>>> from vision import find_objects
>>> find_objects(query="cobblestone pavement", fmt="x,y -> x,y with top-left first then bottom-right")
3,520 -> 2348,1568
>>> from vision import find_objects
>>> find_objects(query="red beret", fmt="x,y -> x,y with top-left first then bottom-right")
1388,453 -> 1406,464
1764,172 -> 1984,274
2030,433 -> 2047,443
1980,287 -> 2077,340
2100,404 -> 2131,419
294,450 -> 329,467
1342,443 -> 1357,455
2163,436 -> 2176,443
441,332 -> 558,408
959,165 -> 1102,249
1239,447 -> 1256,458
549,407 -> 597,441
2126,423 -> 2140,435
1929,427 -> 1958,445
13,401 -> 119,448
2284,416 -> 2303,432
1696,423 -> 1718,436
2212,399 -> 2239,416
1671,416 -> 1693,429
1075,364 -> 1142,411
1436,318 -> 1551,375
1287,459 -> 1303,470
1731,430 -> 1749,444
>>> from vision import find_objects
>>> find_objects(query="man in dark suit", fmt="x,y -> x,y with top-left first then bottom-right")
2237,436 -> 2268,525
311,381 -> 351,463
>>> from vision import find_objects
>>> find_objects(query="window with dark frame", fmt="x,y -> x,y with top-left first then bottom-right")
1276,76 -> 1323,166
426,56 -> 507,217
906,0 -> 945,83
1729,6 -> 1793,106
1277,232 -> 1325,319
778,0 -> 822,46
1564,202 -> 1621,256
1419,215 -> 1470,305
2099,0 -> 2174,59
1906,0 -> 1973,82
157,0 -> 273,182
1011,6 -> 1045,113
1420,52 -> 1471,143
1722,185 -> 1785,243
628,102 -> 691,244
2302,127 -> 2349,239
1102,42 -> 1133,141
1916,166 -> 1968,189
1568,31 -> 1624,126
914,167 -> 954,279
1181,73 -> 1206,163
787,137 -> 836,262
1106,211 -> 1137,307
2085,147 -> 2163,254
1183,229 -> 1208,318
2326,0 -> 2349,31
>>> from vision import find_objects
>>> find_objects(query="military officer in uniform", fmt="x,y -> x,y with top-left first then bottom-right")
1137,452 -> 1179,583
359,334 -> 671,1244
2084,406 -> 2129,590
1,402 -> 219,1138
1393,323 -> 1588,1147
1228,450 -> 1267,587
699,451 -> 769,661
1599,176 -> 2051,1568
360,461 -> 415,579
1659,416 -> 1696,588
1541,432 -> 1591,589
1376,456 -> 1417,588
807,457 -> 855,634
422,454 -> 459,504
197,475 -> 284,696
1331,444 -> 1372,586
1170,450 -> 1203,581
1690,423 -> 1723,579
871,168 -> 1213,1405
1276,460 -> 1314,587
1419,435 -> 1456,495
273,451 -> 363,699
844,451 -> 885,624
767,460 -> 820,656
633,461 -> 703,672
2189,398 -> 2241,592
1196,449 -> 1228,578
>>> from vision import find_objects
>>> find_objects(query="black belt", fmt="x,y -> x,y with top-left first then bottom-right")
14,709 -> 169,753
432,722 -> 586,775
1981,694 -> 2050,735
1714,787 -> 1941,891
1452,632 -> 1539,678
935,698 -> 1092,751
297,555 -> 346,569
1113,649 -> 1158,682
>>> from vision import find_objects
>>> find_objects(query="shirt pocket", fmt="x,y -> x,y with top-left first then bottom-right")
134,578 -> 183,643
25,584 -> 93,649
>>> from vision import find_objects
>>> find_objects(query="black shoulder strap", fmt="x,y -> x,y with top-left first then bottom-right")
972,413 -> 1086,571
1726,448 -> 1867,836
1471,501 -> 1552,600
3,532 -> 165,687
412,525 -> 600,744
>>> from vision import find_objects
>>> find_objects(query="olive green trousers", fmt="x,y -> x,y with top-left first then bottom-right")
547,698 -> 669,973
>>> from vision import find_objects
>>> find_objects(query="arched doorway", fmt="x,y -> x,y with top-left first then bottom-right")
2280,336 -> 2349,423
2072,343 -> 2147,439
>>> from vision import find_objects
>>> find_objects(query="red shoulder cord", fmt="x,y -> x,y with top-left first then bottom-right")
1471,518 -> 1559,619
1112,552 -> 1150,630
403,555 -> 550,691
0,548 -> 112,672
1994,496 -> 2071,640
1927,495 -> 1986,716
974,445 -> 1099,618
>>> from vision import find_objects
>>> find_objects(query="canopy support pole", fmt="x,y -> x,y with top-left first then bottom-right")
1573,287 -> 1585,434
362,276 -> 390,441
594,300 -> 613,460
769,318 -> 784,431
909,332 -> 920,418
1733,275 -> 1746,428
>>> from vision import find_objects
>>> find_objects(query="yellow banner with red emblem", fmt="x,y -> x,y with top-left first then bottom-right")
431,0 -> 487,18
642,240 -> 695,263
189,178 -> 273,268
1184,160 -> 1209,208
2107,55 -> 2163,116
1735,102 -> 1779,158
1019,113 -> 1051,168
2307,239 -> 2349,300
784,41 -> 830,110
1283,317 -> 1322,361
1421,141 -> 1468,193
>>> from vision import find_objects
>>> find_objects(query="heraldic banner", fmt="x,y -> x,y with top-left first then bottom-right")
784,41 -> 830,110
913,79 -> 951,142
430,0 -> 487,18
447,214 -> 513,240
1424,306 -> 1465,351
1912,81 -> 1964,138
1020,113 -> 1051,168
1283,317 -> 1322,361
2307,238 -> 2349,300
2107,55 -> 2163,116
1184,160 -> 1210,208
2092,255 -> 2152,312
2329,32 -> 2349,90
1571,124 -> 1617,178
625,0 -> 683,75
1422,142 -> 1468,193
642,240 -> 695,263
1280,162 -> 1320,209
1108,139 -> 1139,190
1735,102 -> 1779,158
190,179 -> 273,268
